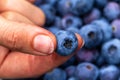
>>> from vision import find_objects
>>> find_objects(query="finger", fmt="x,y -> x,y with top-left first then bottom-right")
26,0 -> 35,3
0,0 -> 45,26
0,33 -> 84,78
0,51 -> 73,78
1,11 -> 34,25
0,16 -> 56,55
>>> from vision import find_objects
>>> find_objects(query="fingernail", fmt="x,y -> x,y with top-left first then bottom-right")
33,35 -> 54,54
81,40 -> 85,48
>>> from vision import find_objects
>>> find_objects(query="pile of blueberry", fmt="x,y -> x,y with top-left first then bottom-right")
34,0 -> 120,80
13,0 -> 120,80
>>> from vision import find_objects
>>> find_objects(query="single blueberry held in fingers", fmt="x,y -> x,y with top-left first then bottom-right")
55,30 -> 78,56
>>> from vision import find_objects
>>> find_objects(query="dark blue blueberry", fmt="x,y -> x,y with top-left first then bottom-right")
92,19 -> 112,42
68,77 -> 78,80
65,66 -> 76,77
100,65 -> 120,80
76,49 -> 99,62
34,0 -> 46,6
75,62 -> 99,80
45,0 -> 58,6
44,68 -> 67,80
57,0 -> 94,16
66,27 -> 79,33
79,24 -> 103,48
55,30 -> 78,56
61,15 -> 82,29
111,19 -> 120,38
95,0 -> 108,8
40,4 -> 56,25
101,39 -> 120,64
83,8 -> 101,24
54,16 -> 62,29
104,2 -> 120,21
60,56 -> 76,68
47,26 -> 60,34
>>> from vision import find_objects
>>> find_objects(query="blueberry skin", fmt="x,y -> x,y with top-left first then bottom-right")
111,19 -> 120,38
47,26 -> 60,34
92,19 -> 112,42
68,77 -> 78,80
95,0 -> 108,8
57,0 -> 94,16
84,8 -> 101,24
101,39 -> 120,64
55,30 -> 78,56
45,0 -> 58,7
44,68 -> 67,80
76,49 -> 99,62
65,66 -> 76,77
75,62 -> 99,80
61,15 -> 82,29
34,0 -> 45,6
40,4 -> 56,25
100,65 -> 120,80
104,2 -> 120,21
66,27 -> 79,34
54,16 -> 62,29
79,24 -> 103,48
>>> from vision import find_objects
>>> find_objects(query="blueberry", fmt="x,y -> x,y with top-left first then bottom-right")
54,16 -> 62,29
55,30 -> 78,56
101,39 -> 120,64
61,15 -> 82,29
34,0 -> 46,6
83,8 -> 101,24
44,68 -> 67,80
76,49 -> 99,62
104,2 -> 120,21
40,4 -> 56,25
47,26 -> 60,34
92,19 -> 112,42
57,0 -> 94,16
75,62 -> 99,80
95,0 -> 108,8
100,65 -> 120,80
65,66 -> 76,77
79,24 -> 103,48
111,19 -> 120,38
66,27 -> 79,33
45,0 -> 58,7
68,77 -> 78,80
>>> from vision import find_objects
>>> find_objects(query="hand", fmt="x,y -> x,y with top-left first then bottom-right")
0,0 -> 84,79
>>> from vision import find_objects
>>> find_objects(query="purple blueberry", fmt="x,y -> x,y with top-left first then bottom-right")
100,65 -> 120,80
101,39 -> 120,64
79,24 -> 103,48
83,8 -> 101,24
65,66 -> 76,77
111,19 -> 120,38
44,68 -> 67,80
40,4 -> 56,25
75,62 -> 99,80
61,15 -> 82,29
92,19 -> 112,42
104,2 -> 120,21
57,0 -> 94,16
76,49 -> 99,62
55,30 -> 78,56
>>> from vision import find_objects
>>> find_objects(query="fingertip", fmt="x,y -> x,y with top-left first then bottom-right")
75,33 -> 84,50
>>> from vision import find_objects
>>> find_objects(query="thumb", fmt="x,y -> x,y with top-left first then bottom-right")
0,16 -> 56,55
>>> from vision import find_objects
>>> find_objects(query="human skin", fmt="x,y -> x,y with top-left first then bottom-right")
0,0 -> 84,79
